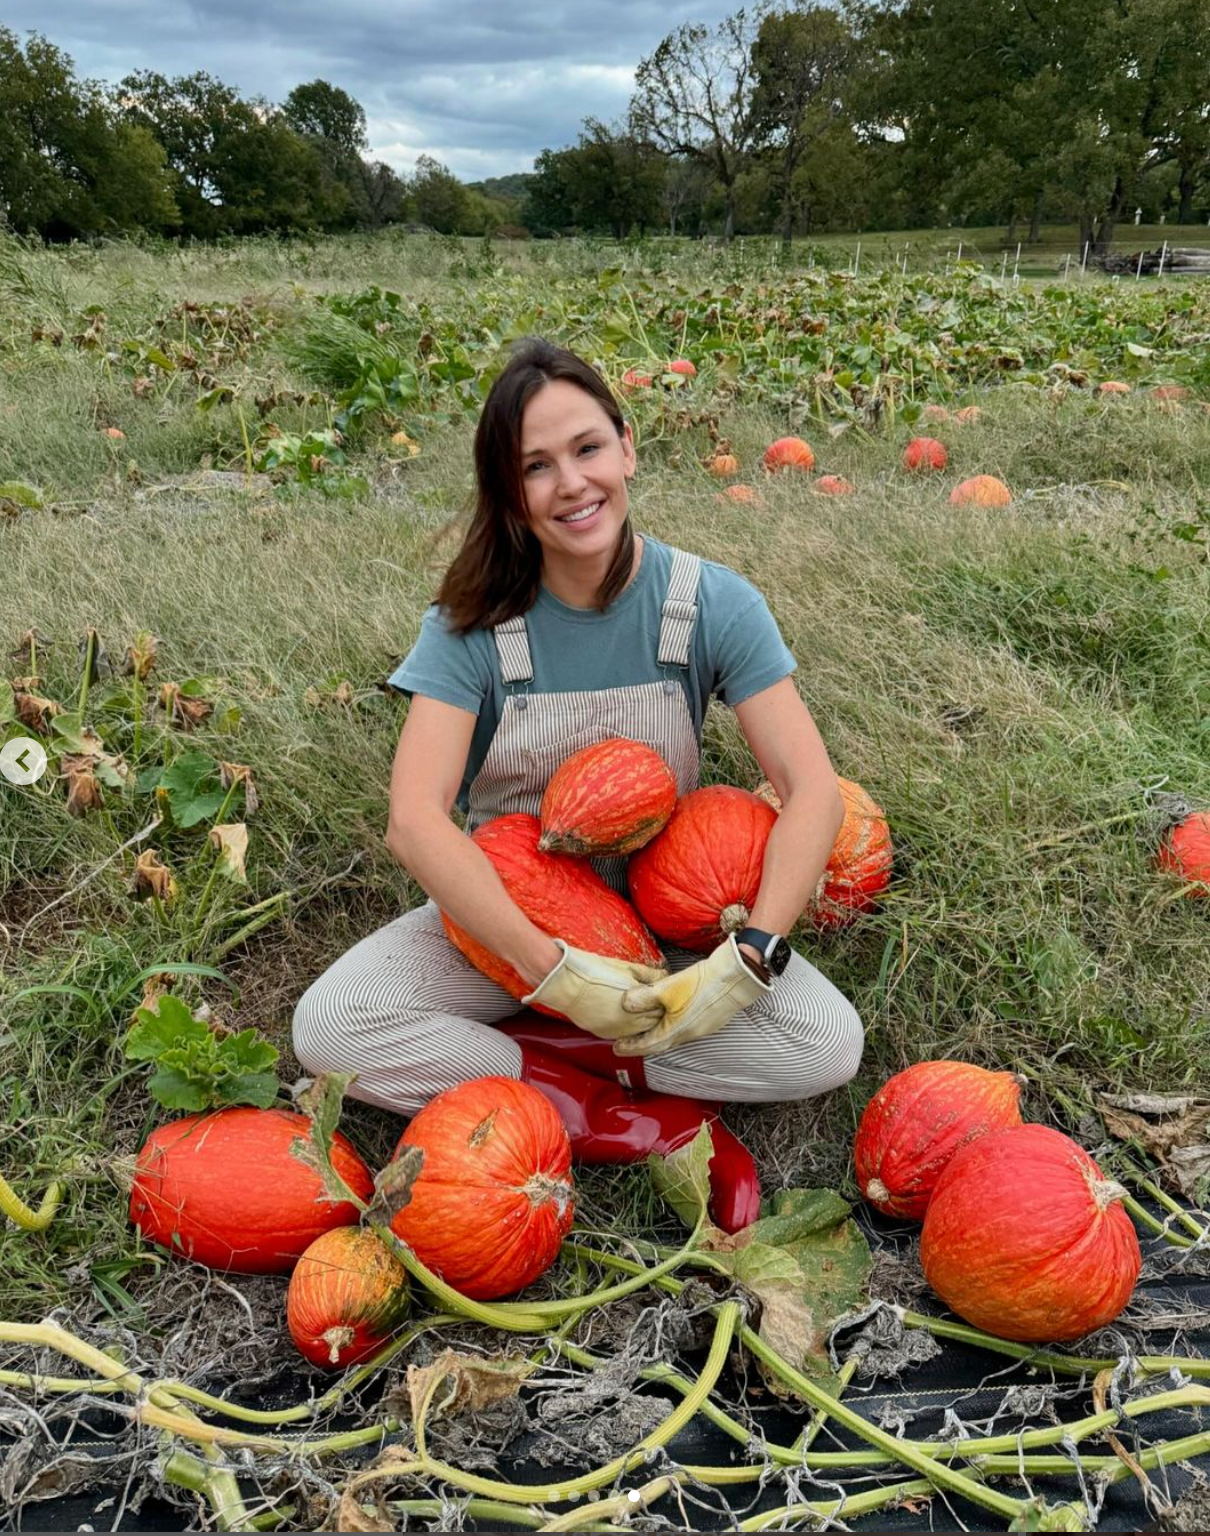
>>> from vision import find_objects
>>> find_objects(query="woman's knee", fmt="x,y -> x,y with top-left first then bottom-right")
777,992 -> 864,1100
291,971 -> 348,1074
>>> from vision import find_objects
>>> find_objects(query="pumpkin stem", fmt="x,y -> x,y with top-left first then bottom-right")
866,1178 -> 890,1204
1091,1176 -> 1128,1211
322,1326 -> 356,1365
719,903 -> 750,935
523,1171 -> 575,1220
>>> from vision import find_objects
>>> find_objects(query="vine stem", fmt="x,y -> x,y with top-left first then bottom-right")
537,1475 -> 675,1530
739,1478 -> 935,1531
1121,1191 -> 1198,1248
386,1500 -> 627,1533
0,1169 -> 61,1231
1128,1172 -> 1207,1242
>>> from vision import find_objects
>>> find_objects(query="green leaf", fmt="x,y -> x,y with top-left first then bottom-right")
647,1121 -> 713,1229
125,994 -> 208,1061
1125,341 -> 1153,358
222,1028 -> 279,1075
158,751 -> 226,828
216,1072 -> 280,1109
145,1064 -> 212,1111
0,481 -> 44,510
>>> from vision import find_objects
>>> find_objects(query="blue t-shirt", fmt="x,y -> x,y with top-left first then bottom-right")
389,535 -> 796,811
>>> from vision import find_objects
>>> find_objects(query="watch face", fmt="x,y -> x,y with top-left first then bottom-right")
769,937 -> 792,976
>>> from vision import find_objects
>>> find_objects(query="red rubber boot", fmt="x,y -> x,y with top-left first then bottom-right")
516,1043 -> 761,1234
496,1013 -> 649,1089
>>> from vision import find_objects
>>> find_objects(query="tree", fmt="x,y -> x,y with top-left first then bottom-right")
410,154 -> 469,233
751,5 -> 855,245
631,7 -> 767,240
523,147 -> 579,234
568,118 -> 665,236
281,80 -> 368,152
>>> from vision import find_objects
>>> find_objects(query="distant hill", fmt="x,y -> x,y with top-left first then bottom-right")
467,173 -> 532,204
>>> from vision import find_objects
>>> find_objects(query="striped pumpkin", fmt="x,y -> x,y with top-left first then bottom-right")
441,813 -> 663,1010
539,738 -> 677,857
757,776 -> 892,929
628,785 -> 777,951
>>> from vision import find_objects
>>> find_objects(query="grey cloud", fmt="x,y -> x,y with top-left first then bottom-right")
6,0 -> 736,178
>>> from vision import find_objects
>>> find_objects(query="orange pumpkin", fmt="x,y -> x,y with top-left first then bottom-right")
129,1108 -> 374,1273
854,1061 -> 1024,1220
1150,384 -> 1189,402
707,452 -> 740,477
539,738 -> 677,856
1098,381 -> 1130,395
440,814 -> 662,1010
903,436 -> 948,472
628,785 -> 777,951
287,1226 -> 411,1368
921,404 -> 950,423
721,483 -> 761,504
757,777 -> 892,928
815,475 -> 855,495
950,474 -> 1011,507
953,405 -> 982,424
763,436 -> 816,472
620,367 -> 653,392
920,1124 -> 1141,1342
390,1077 -> 574,1299
668,359 -> 697,377
1156,809 -> 1210,894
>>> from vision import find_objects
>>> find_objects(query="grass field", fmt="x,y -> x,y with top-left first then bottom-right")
0,227 -> 1208,1529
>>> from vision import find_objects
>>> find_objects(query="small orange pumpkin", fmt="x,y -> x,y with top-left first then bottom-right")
539,737 -> 677,856
855,1061 -> 1024,1220
720,483 -> 762,505
950,474 -> 1011,507
620,367 -> 653,393
815,475 -> 855,495
763,436 -> 816,472
920,1124 -> 1141,1343
757,778 -> 892,928
707,452 -> 740,477
953,405 -> 982,424
1098,381 -> 1130,395
1150,384 -> 1189,402
921,404 -> 950,422
287,1226 -> 411,1368
668,359 -> 697,377
903,436 -> 947,472
1156,809 -> 1210,894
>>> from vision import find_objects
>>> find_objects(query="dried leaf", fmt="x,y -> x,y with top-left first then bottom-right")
336,1446 -> 420,1530
208,822 -> 248,881
14,690 -> 62,734
11,629 -> 50,667
364,1146 -> 424,1227
131,849 -> 178,904
292,1071 -> 363,1207
219,760 -> 259,815
61,759 -> 103,816
333,1493 -> 394,1533
1098,1094 -> 1210,1200
158,681 -> 213,728
1100,1091 -> 1206,1117
406,1349 -> 532,1428
124,630 -> 158,681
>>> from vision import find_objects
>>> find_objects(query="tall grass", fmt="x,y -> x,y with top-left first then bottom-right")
1,232 -> 1208,1321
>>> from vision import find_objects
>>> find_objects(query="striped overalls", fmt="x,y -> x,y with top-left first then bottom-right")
293,548 -> 863,1112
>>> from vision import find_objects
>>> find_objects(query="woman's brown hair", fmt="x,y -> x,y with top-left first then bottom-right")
435,337 -> 636,633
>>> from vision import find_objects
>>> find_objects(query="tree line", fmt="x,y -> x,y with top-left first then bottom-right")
3,1 -> 1209,251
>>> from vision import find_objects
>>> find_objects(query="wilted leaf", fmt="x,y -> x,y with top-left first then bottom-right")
219,760 -> 259,815
648,1121 -> 714,1229
124,630 -> 158,681
158,681 -> 213,729
365,1146 -> 424,1227
1099,1093 -> 1210,1199
131,848 -> 178,904
336,1446 -> 421,1531
14,690 -> 62,734
406,1349 -> 532,1428
52,717 -> 130,789
293,1071 -> 364,1208
208,822 -> 248,881
62,759 -> 103,816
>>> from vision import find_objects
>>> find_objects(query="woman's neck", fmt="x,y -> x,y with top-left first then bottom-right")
541,533 -> 644,610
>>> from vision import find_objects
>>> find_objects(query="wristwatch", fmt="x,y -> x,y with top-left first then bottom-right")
735,927 -> 792,981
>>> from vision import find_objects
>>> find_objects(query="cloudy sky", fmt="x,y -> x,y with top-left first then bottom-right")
9,1 -> 737,181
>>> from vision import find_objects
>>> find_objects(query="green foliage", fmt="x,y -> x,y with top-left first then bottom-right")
124,993 -> 280,1111
156,751 -> 228,828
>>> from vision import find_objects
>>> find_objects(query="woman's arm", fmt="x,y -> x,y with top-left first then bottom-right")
733,677 -> 845,941
386,695 -> 560,989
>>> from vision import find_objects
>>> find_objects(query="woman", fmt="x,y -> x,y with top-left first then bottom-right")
293,338 -> 863,1233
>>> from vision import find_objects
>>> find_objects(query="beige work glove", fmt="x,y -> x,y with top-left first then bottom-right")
522,941 -> 668,1040
614,935 -> 771,1057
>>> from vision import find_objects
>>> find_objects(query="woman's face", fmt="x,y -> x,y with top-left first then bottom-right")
519,379 -> 635,567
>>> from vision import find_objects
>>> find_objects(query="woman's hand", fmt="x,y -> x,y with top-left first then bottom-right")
522,943 -> 669,1039
613,936 -> 770,1057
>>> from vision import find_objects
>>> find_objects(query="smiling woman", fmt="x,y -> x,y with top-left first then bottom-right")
291,337 -> 864,1234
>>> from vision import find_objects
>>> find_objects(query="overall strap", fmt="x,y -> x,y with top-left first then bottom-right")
492,613 -> 534,684
657,547 -> 703,667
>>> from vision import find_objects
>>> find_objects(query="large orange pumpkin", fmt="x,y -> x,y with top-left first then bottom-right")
628,785 -> 777,951
390,1076 -> 574,1299
920,1124 -> 1141,1343
129,1108 -> 373,1273
756,777 -> 892,929
903,436 -> 948,472
763,436 -> 815,472
854,1061 -> 1024,1220
539,738 -> 677,857
441,815 -> 662,1009
287,1226 -> 411,1368
1156,810 -> 1210,894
